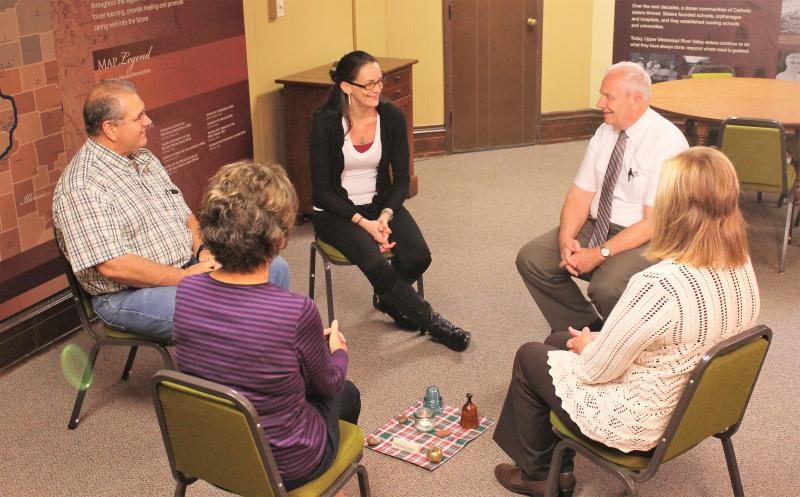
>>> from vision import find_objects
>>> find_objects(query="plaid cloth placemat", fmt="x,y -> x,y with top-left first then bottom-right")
364,400 -> 495,470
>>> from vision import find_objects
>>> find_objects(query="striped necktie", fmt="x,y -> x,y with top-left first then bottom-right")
588,130 -> 628,248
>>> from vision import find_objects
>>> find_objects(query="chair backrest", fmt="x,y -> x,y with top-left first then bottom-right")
653,325 -> 771,464
53,228 -> 98,330
689,64 -> 736,78
718,117 -> 790,194
151,370 -> 286,497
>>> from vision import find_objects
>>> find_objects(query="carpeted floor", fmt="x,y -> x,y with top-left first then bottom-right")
1,140 -> 797,497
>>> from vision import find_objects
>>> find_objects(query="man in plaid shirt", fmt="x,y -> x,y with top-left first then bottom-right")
53,80 -> 289,340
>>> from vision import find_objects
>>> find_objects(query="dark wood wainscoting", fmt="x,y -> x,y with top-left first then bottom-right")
539,109 -> 604,144
413,125 -> 447,159
0,292 -> 78,371
413,110 -> 605,158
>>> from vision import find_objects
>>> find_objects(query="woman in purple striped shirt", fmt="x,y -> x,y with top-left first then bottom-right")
173,161 -> 360,493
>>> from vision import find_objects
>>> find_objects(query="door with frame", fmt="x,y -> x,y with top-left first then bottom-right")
443,0 -> 543,153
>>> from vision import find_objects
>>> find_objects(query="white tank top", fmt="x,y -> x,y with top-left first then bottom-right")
341,114 -> 382,205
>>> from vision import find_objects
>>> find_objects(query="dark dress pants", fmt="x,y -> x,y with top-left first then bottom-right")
312,203 -> 431,295
493,337 -> 583,480
284,380 -> 361,490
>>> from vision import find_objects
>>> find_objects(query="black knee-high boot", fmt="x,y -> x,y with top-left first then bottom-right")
378,280 -> 471,352
373,293 -> 419,331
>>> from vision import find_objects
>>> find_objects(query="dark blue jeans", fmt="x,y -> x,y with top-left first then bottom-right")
92,256 -> 290,340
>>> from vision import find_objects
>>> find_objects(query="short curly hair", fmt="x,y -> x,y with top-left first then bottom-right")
199,161 -> 298,273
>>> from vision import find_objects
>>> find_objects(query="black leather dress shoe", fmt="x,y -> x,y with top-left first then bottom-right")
494,463 -> 575,497
425,314 -> 471,352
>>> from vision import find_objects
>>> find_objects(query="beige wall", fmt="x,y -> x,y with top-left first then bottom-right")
244,0 -> 444,163
243,0 -> 352,163
588,0 -> 616,107
383,1 -> 444,127
244,0 -> 613,161
541,0 -> 614,113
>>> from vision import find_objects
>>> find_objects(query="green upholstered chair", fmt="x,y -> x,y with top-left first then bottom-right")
718,117 -> 796,272
543,325 -> 772,497
54,230 -> 173,430
150,370 -> 371,497
308,238 -> 423,325
688,64 -> 736,78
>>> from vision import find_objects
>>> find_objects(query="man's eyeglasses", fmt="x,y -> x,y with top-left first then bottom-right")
348,77 -> 385,91
114,112 -> 149,126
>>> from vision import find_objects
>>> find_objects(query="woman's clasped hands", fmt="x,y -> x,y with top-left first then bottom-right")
566,326 -> 598,354
362,215 -> 396,253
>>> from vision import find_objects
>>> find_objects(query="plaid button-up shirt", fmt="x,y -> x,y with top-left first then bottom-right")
53,139 -> 193,295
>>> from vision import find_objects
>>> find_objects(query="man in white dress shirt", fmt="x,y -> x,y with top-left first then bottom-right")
516,62 -> 689,333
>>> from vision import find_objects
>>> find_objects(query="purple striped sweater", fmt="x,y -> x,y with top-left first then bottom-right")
173,273 -> 348,481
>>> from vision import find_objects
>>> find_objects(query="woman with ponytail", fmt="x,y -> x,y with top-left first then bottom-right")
310,50 -> 471,352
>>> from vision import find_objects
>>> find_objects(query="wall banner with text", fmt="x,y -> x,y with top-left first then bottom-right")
0,0 -> 252,320
614,0 -> 800,82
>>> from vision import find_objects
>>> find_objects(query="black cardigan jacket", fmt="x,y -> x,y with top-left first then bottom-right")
310,101 -> 409,220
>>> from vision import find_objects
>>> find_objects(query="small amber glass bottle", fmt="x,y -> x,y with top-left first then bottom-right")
459,393 -> 479,430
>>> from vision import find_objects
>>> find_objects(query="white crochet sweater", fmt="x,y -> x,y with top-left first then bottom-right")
548,259 -> 760,452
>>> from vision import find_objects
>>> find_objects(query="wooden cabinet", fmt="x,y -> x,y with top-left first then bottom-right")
276,57 -> 419,216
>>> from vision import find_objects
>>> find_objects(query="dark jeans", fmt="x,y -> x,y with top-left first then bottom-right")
493,335 -> 584,480
313,204 -> 431,295
283,380 -> 361,490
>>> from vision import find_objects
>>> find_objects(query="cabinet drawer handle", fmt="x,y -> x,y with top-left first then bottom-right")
395,89 -> 402,97
394,75 -> 402,82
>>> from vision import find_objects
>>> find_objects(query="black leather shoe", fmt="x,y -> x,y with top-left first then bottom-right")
373,294 -> 419,331
494,463 -> 575,497
426,314 -> 471,352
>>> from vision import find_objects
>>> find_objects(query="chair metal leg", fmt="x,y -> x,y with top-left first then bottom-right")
121,346 -> 138,380
145,342 -> 175,370
416,274 -> 424,299
721,437 -> 745,497
544,441 -> 570,497
68,342 -> 102,429
309,243 -> 317,299
780,198 -> 793,272
323,260 -> 334,326
174,482 -> 187,497
356,464 -> 371,497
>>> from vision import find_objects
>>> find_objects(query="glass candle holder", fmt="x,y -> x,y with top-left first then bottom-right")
414,407 -> 435,433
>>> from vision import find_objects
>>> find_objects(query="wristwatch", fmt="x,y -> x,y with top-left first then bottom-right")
600,245 -> 611,258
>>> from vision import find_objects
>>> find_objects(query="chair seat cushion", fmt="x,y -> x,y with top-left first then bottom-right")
549,412 -> 653,470
317,239 -> 393,265
104,327 -> 172,345
289,421 -> 365,497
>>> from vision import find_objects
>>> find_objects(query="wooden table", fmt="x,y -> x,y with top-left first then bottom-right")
650,78 -> 800,146
276,57 -> 418,216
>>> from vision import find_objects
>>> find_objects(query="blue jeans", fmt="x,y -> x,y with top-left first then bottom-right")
92,256 -> 290,340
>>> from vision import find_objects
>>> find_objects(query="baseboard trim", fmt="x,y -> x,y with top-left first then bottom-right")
539,109 -> 603,144
413,125 -> 446,158
0,290 -> 79,371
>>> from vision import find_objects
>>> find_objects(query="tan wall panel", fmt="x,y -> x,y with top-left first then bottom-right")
353,0 -> 388,54
384,0 -> 444,127
541,0 -> 594,113
589,0 -> 615,107
243,0 -> 353,163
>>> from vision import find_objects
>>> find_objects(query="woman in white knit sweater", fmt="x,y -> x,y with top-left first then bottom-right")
493,146 -> 760,497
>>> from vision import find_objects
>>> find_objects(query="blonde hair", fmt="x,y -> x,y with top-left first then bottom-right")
646,147 -> 748,268
199,161 -> 298,272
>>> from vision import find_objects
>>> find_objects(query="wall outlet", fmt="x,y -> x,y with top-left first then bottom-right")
268,0 -> 285,19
